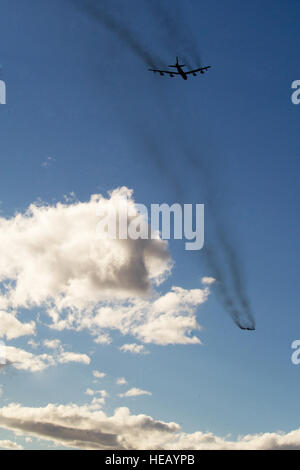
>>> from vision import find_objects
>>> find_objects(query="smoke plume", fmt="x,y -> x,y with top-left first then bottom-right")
69,0 -> 255,330
148,0 -> 202,68
71,0 -> 163,67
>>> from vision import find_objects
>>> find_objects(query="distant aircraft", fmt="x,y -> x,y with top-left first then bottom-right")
149,57 -> 211,80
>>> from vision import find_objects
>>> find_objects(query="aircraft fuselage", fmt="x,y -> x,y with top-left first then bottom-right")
176,65 -> 188,80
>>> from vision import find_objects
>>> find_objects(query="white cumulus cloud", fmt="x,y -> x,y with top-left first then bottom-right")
0,189 -> 213,348
0,188 -> 171,313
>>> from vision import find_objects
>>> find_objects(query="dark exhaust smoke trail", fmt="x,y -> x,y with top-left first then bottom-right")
147,0 -> 202,67
216,228 -> 254,328
134,121 -> 255,330
71,0 -> 163,67
135,111 -> 255,329
183,144 -> 255,330
70,0 -> 255,330
178,141 -> 255,328
205,246 -> 247,328
206,231 -> 255,329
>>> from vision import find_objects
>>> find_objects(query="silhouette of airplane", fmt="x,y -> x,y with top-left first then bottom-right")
149,57 -> 211,80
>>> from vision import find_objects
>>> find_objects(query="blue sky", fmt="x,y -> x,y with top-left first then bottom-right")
0,0 -> 299,450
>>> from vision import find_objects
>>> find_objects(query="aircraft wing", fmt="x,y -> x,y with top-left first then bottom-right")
148,69 -> 180,76
185,66 -> 211,75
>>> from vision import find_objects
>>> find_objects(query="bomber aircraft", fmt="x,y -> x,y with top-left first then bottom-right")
149,57 -> 211,80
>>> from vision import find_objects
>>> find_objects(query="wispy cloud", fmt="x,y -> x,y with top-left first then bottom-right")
119,344 -> 148,355
119,387 -> 152,398
93,370 -> 106,379
41,156 -> 56,168
116,377 -> 127,385
5,344 -> 90,372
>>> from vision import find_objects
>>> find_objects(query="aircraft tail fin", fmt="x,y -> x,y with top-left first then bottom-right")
169,57 -> 185,68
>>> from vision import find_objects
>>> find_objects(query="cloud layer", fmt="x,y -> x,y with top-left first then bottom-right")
0,402 -> 299,450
